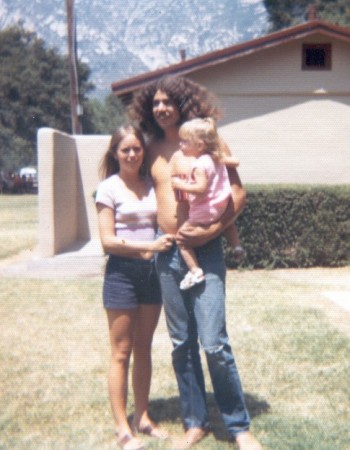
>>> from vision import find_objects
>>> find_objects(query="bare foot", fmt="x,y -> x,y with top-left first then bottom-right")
172,427 -> 208,449
236,431 -> 262,450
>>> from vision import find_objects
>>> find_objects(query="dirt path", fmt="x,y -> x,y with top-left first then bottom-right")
0,248 -> 106,278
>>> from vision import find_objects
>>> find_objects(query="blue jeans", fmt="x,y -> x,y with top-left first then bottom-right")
155,237 -> 250,438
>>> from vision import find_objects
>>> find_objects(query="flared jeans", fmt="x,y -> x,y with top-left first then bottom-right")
155,237 -> 250,438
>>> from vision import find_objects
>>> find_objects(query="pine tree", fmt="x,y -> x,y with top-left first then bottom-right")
264,0 -> 350,32
316,0 -> 350,26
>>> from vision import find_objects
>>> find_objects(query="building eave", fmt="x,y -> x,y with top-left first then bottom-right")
111,20 -> 350,97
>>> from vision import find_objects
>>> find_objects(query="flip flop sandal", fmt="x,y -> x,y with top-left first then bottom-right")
117,433 -> 145,450
138,424 -> 168,440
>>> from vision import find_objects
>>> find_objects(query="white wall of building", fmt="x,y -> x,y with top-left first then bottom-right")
190,35 -> 350,184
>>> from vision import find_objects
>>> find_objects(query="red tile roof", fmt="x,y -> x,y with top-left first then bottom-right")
111,20 -> 350,97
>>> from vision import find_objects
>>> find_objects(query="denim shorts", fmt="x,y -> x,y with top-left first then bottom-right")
103,255 -> 162,310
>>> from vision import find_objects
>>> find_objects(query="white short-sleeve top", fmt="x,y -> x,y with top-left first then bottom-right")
95,174 -> 157,241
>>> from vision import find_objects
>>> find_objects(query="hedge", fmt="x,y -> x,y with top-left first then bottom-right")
223,185 -> 350,269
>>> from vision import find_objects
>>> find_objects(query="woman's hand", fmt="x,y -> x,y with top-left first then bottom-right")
141,235 -> 175,258
150,234 -> 175,252
140,251 -> 154,260
97,204 -> 174,257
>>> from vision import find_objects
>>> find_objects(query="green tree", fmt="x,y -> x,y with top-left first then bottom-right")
89,93 -> 126,135
0,24 -> 95,171
316,0 -> 350,25
264,0 -> 350,32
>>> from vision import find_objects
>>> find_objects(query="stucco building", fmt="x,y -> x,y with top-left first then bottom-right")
112,18 -> 350,185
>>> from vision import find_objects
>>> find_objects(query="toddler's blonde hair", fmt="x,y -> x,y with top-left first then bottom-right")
179,117 -> 223,162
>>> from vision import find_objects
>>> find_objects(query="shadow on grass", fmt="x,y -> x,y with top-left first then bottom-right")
145,392 -> 270,442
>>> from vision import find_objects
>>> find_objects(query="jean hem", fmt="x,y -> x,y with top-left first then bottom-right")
184,422 -> 211,432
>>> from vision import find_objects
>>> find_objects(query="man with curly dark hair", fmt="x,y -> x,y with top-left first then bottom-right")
129,75 -> 262,450
130,76 -> 220,139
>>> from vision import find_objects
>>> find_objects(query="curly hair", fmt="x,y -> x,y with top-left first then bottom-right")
129,75 -> 221,139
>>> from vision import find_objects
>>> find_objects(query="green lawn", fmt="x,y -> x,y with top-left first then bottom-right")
0,195 -> 349,449
0,194 -> 38,259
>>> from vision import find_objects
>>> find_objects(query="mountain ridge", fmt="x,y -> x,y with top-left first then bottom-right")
0,0 -> 268,98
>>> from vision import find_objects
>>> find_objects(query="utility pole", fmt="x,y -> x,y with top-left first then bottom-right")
66,0 -> 82,134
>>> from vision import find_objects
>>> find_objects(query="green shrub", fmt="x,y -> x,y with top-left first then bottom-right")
224,185 -> 350,269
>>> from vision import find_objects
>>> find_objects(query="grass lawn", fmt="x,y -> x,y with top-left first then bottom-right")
0,195 -> 349,449
0,194 -> 38,259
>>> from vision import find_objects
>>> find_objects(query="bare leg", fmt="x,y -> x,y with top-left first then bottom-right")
178,242 -> 205,290
132,304 -> 168,439
224,223 -> 240,247
179,245 -> 201,273
106,309 -> 144,448
132,304 -> 160,425
224,223 -> 246,261
177,222 -> 205,290
177,221 -> 202,272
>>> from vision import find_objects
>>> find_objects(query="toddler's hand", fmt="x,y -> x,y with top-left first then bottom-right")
171,177 -> 181,189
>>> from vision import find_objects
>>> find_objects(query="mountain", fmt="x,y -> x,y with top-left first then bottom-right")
0,0 -> 268,98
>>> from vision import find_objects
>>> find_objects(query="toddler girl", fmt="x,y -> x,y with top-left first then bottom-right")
171,117 -> 245,290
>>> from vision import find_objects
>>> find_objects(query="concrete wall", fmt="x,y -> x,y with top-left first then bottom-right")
38,128 -> 110,257
75,135 -> 111,240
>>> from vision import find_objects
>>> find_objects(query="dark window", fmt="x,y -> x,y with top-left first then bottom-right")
302,44 -> 331,70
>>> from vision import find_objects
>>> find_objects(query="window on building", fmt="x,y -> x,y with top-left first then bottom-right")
302,43 -> 331,70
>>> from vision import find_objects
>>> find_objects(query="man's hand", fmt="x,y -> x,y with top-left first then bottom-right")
175,195 -> 240,248
176,221 -> 222,247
